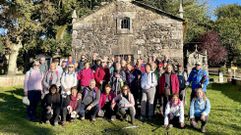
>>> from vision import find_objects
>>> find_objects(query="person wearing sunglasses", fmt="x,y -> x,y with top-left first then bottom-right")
24,60 -> 44,121
111,85 -> 135,124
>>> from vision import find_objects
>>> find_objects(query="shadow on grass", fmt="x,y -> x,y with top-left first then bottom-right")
0,88 -> 54,135
209,83 -> 241,104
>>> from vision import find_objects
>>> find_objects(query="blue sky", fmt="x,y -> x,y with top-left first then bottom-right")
208,0 -> 241,20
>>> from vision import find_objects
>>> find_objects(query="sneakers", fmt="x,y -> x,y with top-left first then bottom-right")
191,120 -> 198,129
80,116 -> 85,121
201,125 -> 206,133
45,120 -> 50,124
53,121 -> 58,126
111,116 -> 116,121
168,124 -> 173,129
91,117 -> 96,122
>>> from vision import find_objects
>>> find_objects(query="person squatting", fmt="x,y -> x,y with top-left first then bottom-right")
23,54 -> 210,133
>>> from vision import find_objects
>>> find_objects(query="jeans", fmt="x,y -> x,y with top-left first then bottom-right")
78,103 -> 99,119
27,90 -> 41,120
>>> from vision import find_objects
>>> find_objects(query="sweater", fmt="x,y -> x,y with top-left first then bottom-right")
164,100 -> 184,125
77,68 -> 94,87
43,70 -> 60,92
190,98 -> 211,118
24,68 -> 43,93
61,72 -> 77,95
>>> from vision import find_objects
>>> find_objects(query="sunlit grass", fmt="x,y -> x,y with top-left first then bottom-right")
0,83 -> 240,135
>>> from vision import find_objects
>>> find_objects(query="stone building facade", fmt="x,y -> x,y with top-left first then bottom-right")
72,0 -> 185,64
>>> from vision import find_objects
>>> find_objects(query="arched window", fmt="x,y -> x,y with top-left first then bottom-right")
121,17 -> 130,29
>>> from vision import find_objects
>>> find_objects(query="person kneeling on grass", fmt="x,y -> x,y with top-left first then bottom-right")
78,79 -> 100,121
98,84 -> 116,120
164,94 -> 185,129
111,85 -> 136,124
66,87 -> 82,121
190,88 -> 211,133
41,84 -> 61,126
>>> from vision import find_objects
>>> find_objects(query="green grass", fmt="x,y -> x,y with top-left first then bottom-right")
0,83 -> 241,135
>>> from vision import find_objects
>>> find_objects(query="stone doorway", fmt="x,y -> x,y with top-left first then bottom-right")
114,54 -> 134,64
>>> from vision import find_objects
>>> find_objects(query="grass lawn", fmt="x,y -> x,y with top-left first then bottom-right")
0,83 -> 241,135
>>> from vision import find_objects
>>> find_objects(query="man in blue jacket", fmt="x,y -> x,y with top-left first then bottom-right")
186,62 -> 209,101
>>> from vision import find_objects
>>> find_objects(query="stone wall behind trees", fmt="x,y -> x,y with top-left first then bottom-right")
72,1 -> 184,64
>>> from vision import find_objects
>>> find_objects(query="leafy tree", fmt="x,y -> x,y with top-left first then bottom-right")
214,4 -> 241,65
198,31 -> 227,66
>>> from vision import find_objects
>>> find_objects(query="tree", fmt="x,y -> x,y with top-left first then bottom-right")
215,4 -> 241,65
198,31 -> 227,66
0,0 -> 42,75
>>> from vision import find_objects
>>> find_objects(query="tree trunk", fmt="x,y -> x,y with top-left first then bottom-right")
7,42 -> 22,75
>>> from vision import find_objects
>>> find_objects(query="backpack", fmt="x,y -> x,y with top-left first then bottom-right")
178,72 -> 186,90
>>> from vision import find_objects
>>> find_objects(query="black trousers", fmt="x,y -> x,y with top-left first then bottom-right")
101,102 -> 116,119
42,106 -> 60,123
61,96 -> 70,122
27,90 -> 41,120
193,116 -> 208,127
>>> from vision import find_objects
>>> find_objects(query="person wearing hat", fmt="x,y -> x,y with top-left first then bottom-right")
186,62 -> 209,102
24,60 -> 44,121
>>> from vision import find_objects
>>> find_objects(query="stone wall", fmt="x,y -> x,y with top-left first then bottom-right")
0,75 -> 24,87
72,1 -> 184,64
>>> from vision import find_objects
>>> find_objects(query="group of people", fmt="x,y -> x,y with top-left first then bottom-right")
23,54 -> 211,133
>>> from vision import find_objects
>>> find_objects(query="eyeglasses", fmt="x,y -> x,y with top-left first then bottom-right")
68,66 -> 74,68
123,88 -> 129,90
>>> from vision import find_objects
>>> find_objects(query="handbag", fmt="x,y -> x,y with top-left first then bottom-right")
22,96 -> 30,106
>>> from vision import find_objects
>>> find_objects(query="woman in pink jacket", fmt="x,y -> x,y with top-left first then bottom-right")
77,62 -> 94,92
111,85 -> 136,124
98,84 -> 116,120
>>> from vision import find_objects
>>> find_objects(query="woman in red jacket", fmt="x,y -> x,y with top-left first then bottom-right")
159,64 -> 179,116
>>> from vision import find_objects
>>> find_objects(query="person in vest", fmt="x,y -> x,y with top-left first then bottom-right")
60,64 -> 77,124
190,88 -> 211,133
24,61 -> 43,121
66,87 -> 82,122
176,64 -> 188,104
140,63 -> 158,120
164,94 -> 185,129
159,64 -> 179,116
110,62 -> 126,96
77,61 -> 94,92
98,84 -> 116,120
41,84 -> 61,126
111,85 -> 136,124
186,62 -> 209,102
39,56 -> 48,74
43,63 -> 60,96
78,79 -> 100,121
